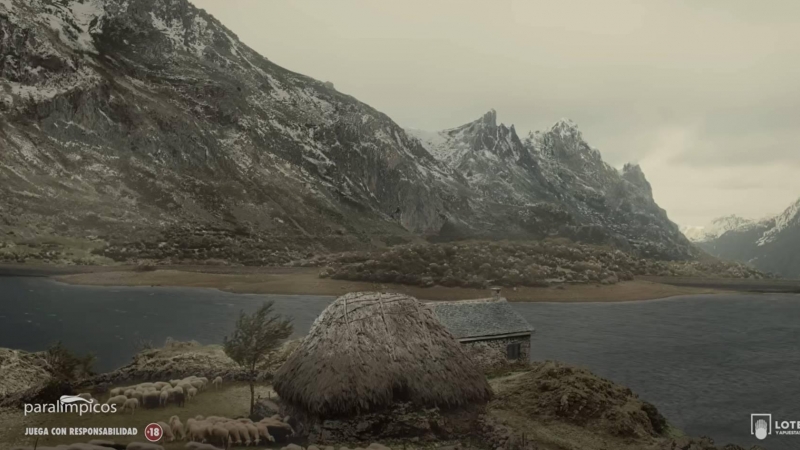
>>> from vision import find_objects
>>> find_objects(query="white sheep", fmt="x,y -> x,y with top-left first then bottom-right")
156,421 -> 174,442
211,376 -> 222,389
153,381 -> 170,390
106,395 -> 128,406
243,422 -> 261,445
170,387 -> 186,407
109,387 -> 123,397
124,389 -> 135,398
186,420 -> 210,442
121,397 -> 139,414
131,390 -> 144,403
187,387 -> 198,401
159,389 -> 169,407
208,424 -> 229,449
169,415 -> 186,441
198,376 -> 209,389
223,422 -> 243,446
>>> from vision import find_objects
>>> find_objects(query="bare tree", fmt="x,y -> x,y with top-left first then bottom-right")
223,301 -> 293,416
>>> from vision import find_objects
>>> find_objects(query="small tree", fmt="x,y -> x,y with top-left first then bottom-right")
223,301 -> 293,416
44,341 -> 96,381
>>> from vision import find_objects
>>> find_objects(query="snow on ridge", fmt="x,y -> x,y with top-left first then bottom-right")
35,0 -> 107,54
757,197 -> 800,246
683,214 -> 759,242
405,128 -> 451,160
149,11 -> 185,48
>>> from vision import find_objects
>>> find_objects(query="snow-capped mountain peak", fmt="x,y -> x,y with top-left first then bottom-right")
681,215 -> 758,243
756,197 -> 800,246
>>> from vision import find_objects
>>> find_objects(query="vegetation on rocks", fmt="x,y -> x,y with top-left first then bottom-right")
86,338 -> 301,388
311,240 -> 771,289
493,361 -> 668,439
0,348 -> 53,402
488,363 -> 767,450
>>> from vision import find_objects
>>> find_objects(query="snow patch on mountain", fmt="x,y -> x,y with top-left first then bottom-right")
681,215 -> 759,242
757,198 -> 800,246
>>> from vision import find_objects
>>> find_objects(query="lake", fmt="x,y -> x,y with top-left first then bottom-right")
1,276 -> 798,449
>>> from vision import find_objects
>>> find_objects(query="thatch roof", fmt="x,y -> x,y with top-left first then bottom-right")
273,292 -> 493,418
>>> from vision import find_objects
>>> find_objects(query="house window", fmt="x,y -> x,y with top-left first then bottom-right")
506,342 -> 521,360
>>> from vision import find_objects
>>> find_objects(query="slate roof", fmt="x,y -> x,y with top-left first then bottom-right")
426,298 -> 534,340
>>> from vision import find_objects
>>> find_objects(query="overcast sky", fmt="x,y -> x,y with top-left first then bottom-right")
192,0 -> 800,228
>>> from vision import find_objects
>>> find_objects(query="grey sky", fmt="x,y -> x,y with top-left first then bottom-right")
191,0 -> 800,227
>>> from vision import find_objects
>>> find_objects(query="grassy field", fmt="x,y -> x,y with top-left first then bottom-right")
0,382 -> 276,449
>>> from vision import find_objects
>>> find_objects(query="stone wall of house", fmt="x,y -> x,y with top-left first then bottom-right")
461,336 -> 531,373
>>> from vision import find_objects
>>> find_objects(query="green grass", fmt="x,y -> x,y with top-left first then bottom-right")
1,382 -> 276,449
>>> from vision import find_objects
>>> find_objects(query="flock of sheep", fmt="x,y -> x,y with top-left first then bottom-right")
157,413 -> 293,447
98,376 -> 223,413
11,375 -> 300,450
10,414 -> 294,450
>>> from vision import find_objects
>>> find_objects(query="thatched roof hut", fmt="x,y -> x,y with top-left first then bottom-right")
273,292 -> 492,418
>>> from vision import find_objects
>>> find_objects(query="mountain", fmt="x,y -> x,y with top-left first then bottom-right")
0,0 -> 694,265
0,0 -> 474,264
408,113 -> 697,259
687,199 -> 800,277
680,215 -> 760,243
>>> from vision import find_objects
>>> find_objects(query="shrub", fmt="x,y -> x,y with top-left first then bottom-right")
44,341 -> 96,382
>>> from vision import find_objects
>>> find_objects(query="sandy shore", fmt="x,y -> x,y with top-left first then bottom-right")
43,266 -> 729,302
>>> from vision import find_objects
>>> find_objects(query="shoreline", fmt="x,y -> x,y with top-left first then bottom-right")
4,263 -> 798,302
4,264 -> 723,302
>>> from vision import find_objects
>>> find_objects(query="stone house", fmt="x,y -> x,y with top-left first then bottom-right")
426,297 -> 534,369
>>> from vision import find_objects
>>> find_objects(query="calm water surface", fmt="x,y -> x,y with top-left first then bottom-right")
1,276 -> 798,449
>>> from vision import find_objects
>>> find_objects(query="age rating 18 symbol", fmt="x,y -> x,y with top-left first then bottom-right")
144,422 -> 163,442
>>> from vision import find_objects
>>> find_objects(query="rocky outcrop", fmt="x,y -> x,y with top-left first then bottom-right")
0,348 -> 60,407
488,362 -> 766,450
493,361 -> 668,439
86,338 -> 300,386
0,348 -> 52,399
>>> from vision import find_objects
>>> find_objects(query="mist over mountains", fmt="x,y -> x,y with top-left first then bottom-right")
1,0 -> 696,264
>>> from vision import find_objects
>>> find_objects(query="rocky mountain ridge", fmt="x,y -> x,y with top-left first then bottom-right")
2,0 -> 694,266
407,112 -> 697,259
686,198 -> 800,277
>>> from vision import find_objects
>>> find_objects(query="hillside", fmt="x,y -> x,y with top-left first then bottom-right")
685,199 -> 800,278
2,0 -> 694,266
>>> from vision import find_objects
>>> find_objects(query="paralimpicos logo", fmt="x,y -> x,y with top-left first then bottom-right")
751,413 -> 800,440
23,395 -> 118,416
